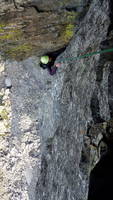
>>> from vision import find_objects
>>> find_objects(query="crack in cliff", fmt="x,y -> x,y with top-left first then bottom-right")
13,0 -> 18,9
19,2 -> 88,13
91,39 -> 113,123
20,4 -> 46,13
108,63 -> 113,118
90,89 -> 105,124
107,0 -> 113,36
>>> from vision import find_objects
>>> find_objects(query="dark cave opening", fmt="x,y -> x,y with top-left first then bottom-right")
88,142 -> 113,200
47,46 -> 67,61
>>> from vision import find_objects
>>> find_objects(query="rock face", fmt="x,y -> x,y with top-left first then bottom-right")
0,0 -> 88,60
0,0 -> 85,14
0,7 -> 77,60
0,0 -> 113,200
35,1 -> 113,199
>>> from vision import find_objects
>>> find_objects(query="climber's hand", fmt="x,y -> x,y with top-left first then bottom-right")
55,63 -> 61,67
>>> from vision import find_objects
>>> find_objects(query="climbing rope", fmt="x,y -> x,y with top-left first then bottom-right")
56,48 -> 113,64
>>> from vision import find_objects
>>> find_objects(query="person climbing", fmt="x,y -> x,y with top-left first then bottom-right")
40,55 -> 58,75
40,46 -> 66,75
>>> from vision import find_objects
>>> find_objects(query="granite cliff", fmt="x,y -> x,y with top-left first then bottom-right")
0,0 -> 113,200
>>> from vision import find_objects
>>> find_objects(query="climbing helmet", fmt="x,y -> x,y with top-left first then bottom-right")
40,55 -> 49,64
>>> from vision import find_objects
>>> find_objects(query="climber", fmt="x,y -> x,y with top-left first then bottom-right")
40,55 -> 59,75
40,47 -> 66,75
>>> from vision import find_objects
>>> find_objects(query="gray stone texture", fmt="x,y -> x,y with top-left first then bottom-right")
0,0 -> 113,200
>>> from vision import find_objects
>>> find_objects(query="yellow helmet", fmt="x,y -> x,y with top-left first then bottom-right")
40,55 -> 49,64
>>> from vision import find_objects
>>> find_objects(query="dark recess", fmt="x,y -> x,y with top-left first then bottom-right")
88,148 -> 113,200
107,0 -> 113,36
108,64 -> 113,118
90,90 -> 104,123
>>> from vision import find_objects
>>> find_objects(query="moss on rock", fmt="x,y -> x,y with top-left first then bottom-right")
5,43 -> 33,59
0,108 -> 9,120
0,9 -> 77,60
0,95 -> 4,106
60,23 -> 75,43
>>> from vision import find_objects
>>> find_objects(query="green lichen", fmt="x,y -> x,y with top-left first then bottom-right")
0,21 -> 34,60
0,23 -> 22,41
59,0 -> 72,7
5,123 -> 10,129
5,43 -> 33,59
0,10 -> 77,60
0,24 -> 5,28
59,11 -> 77,43
0,132 -> 9,136
0,95 -> 4,106
66,11 -> 78,22
0,109 -> 9,120
0,28 -> 4,32
0,30 -> 22,40
61,24 -> 75,43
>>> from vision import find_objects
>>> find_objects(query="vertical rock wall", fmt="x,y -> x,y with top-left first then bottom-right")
0,0 -> 113,200
36,0 -> 113,199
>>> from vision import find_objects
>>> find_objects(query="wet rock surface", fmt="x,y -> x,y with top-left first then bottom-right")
0,0 -> 113,200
